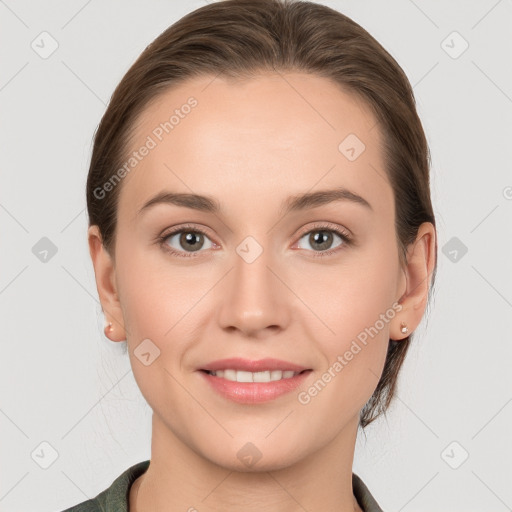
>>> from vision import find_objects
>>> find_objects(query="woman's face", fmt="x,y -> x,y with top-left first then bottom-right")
99,72 -> 408,469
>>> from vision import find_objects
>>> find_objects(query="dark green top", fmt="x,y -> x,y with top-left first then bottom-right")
60,460 -> 384,511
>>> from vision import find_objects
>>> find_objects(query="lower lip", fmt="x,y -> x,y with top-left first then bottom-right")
198,370 -> 312,404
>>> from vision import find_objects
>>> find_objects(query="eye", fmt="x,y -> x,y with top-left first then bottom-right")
157,222 -> 352,259
295,223 -> 352,258
158,224 -> 215,258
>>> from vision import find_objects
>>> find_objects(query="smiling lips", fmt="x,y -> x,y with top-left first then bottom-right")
198,357 -> 312,404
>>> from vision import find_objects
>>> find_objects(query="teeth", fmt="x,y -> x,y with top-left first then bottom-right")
208,369 -> 300,382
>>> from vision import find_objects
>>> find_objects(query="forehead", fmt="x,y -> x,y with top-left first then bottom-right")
117,72 -> 393,222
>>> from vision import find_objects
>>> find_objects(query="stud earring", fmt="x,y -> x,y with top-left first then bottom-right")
400,322 -> 408,334
105,322 -> 113,335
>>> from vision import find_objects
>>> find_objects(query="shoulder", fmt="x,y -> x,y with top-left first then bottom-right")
59,460 -> 151,512
352,472 -> 385,512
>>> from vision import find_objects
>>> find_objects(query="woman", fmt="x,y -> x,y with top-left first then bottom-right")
62,0 -> 437,510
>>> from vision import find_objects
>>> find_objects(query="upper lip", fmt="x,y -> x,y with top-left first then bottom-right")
200,358 -> 310,373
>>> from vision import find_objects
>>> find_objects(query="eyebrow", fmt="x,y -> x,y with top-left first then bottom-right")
136,186 -> 373,218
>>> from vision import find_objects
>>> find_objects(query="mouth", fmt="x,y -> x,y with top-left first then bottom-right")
196,357 -> 313,403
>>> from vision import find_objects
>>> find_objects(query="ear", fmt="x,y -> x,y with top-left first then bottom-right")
391,222 -> 436,341
88,225 -> 126,342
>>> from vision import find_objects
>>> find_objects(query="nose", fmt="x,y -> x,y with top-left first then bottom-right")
216,241 -> 290,338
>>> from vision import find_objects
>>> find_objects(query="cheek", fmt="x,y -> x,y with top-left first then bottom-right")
115,249 -> 203,408
115,237 -> 203,336
297,261 -> 397,428
114,245 -> 218,397
298,244 -> 399,342
301,241 -> 399,392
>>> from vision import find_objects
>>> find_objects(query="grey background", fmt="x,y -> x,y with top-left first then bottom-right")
1,1 -> 511,511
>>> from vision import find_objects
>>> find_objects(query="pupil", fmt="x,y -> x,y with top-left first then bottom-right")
312,230 -> 332,250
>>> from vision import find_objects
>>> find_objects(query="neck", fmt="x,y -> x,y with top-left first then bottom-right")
130,413 -> 363,512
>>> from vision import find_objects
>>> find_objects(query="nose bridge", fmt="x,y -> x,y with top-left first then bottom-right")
217,234 -> 287,334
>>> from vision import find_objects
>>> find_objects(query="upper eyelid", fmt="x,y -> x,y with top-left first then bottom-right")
296,222 -> 351,238
162,221 -> 350,239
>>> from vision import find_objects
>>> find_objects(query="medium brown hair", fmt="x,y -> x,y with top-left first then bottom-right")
86,0 -> 437,428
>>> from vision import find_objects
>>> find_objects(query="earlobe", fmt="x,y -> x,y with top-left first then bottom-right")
87,225 -> 126,342
392,222 -> 436,341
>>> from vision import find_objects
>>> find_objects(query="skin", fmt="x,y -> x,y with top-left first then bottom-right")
88,72 -> 436,512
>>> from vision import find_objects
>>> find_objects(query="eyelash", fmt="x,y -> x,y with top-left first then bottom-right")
156,222 -> 353,259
